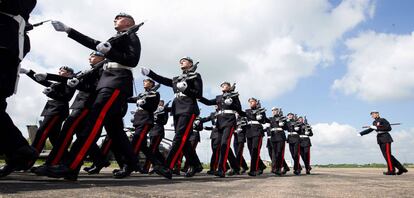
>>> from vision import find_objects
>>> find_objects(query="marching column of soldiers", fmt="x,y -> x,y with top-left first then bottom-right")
0,1 -> 408,181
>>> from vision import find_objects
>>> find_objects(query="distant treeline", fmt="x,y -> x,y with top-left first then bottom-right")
315,163 -> 414,168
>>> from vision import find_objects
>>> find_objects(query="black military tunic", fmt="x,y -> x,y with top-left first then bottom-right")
147,69 -> 203,171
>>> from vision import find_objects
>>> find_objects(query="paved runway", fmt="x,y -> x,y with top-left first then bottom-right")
0,168 -> 412,197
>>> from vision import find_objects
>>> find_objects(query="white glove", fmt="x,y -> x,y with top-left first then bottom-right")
256,114 -> 263,120
177,81 -> 188,92
236,128 -> 242,133
305,131 -> 310,135
369,125 -> 377,130
194,120 -> 200,126
42,87 -> 52,94
96,42 -> 112,54
51,21 -> 70,32
19,68 -> 30,74
357,133 -> 362,136
140,67 -> 150,76
224,98 -> 233,105
294,126 -> 300,131
279,122 -> 284,127
34,73 -> 47,81
67,78 -> 79,87
263,123 -> 270,129
137,99 -> 146,106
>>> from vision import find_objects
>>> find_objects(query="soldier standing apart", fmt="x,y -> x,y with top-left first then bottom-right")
141,56 -> 203,178
359,111 -> 408,175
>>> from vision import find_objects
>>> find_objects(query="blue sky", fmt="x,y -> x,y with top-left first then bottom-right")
9,0 -> 414,164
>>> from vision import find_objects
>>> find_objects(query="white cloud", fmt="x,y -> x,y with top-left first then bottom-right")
333,31 -> 414,101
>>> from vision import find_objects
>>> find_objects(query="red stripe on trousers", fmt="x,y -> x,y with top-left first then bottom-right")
222,127 -> 234,172
35,115 -> 60,152
169,114 -> 196,169
386,143 -> 393,171
102,139 -> 113,156
70,89 -> 120,170
255,136 -> 263,171
133,124 -> 150,154
52,109 -> 89,165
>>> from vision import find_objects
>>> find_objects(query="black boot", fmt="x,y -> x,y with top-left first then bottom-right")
282,167 -> 290,175
33,164 -> 50,176
397,167 -> 408,175
153,165 -> 172,179
306,167 -> 312,175
85,160 -> 111,175
113,164 -> 135,179
46,164 -> 78,181
227,169 -> 240,176
215,169 -> 225,178
185,165 -> 203,177
383,171 -> 396,175
206,169 -> 215,175
248,171 -> 258,177
0,145 -> 38,177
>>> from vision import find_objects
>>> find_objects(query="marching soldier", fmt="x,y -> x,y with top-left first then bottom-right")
20,66 -> 76,168
298,116 -> 313,174
245,98 -> 267,176
233,116 -> 249,174
141,56 -> 203,178
286,113 -> 302,175
198,82 -> 243,177
203,110 -> 220,175
45,13 -> 142,180
126,79 -> 166,174
0,0 -> 39,177
359,111 -> 408,175
142,100 -> 170,173
267,107 -> 290,175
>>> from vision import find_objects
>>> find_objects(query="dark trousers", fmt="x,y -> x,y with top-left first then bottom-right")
233,133 -> 248,170
0,97 -> 30,156
300,145 -> 311,170
65,88 -> 137,171
46,109 -> 89,165
166,114 -> 201,170
209,137 -> 220,171
379,143 -> 404,172
131,123 -> 165,166
30,114 -> 65,167
289,142 -> 301,171
218,126 -> 239,172
271,141 -> 289,172
143,135 -> 165,171
247,135 -> 263,172
180,139 -> 198,171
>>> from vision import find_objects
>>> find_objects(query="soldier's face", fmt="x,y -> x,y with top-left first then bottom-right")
114,17 -> 134,31
249,100 -> 257,108
221,84 -> 230,92
298,118 -> 304,123
143,80 -> 154,89
371,113 -> 379,119
287,114 -> 293,119
180,59 -> 193,70
159,101 -> 164,106
59,68 -> 72,77
272,109 -> 278,116
89,55 -> 104,65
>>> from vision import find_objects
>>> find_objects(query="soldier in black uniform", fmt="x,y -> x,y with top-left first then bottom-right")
0,0 -> 39,177
245,98 -> 267,176
142,100 -> 170,173
286,113 -> 302,175
179,115 -> 206,173
203,110 -> 220,175
233,116 -> 249,174
267,107 -> 290,175
126,78 -> 166,174
45,13 -> 142,180
198,82 -> 243,177
31,52 -> 109,176
20,66 -> 76,168
297,116 -> 313,174
141,56 -> 203,178
359,111 -> 408,175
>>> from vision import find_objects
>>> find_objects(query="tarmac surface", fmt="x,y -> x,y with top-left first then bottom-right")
0,168 -> 413,198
